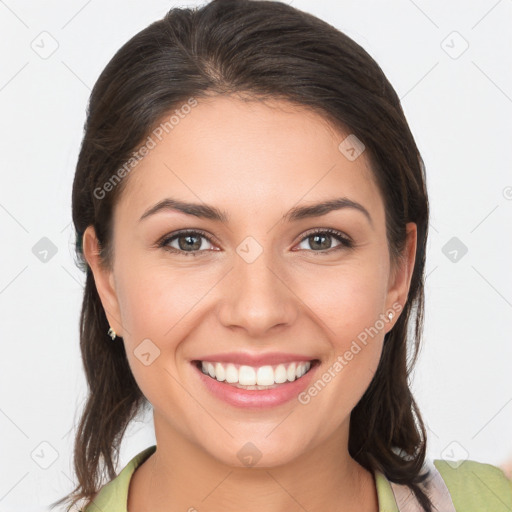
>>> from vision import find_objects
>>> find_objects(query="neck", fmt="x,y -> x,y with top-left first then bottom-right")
128,413 -> 378,512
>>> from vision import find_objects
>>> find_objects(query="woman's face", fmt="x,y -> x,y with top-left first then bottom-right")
85,95 -> 416,468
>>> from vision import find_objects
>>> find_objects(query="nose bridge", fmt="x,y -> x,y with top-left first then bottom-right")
218,236 -> 295,334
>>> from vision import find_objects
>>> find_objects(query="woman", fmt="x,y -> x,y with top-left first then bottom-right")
52,1 -> 512,510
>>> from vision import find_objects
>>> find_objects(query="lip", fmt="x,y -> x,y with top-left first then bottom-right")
191,358 -> 320,409
192,351 -> 316,367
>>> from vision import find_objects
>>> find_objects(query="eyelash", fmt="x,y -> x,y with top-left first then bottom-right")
157,228 -> 354,257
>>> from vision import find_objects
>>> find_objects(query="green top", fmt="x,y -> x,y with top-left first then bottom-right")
85,445 -> 512,512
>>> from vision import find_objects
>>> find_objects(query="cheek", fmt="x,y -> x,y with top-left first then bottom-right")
298,256 -> 389,344
112,262 -> 196,404
297,265 -> 387,425
294,256 -> 388,411
114,255 -> 204,338
112,257 -> 219,391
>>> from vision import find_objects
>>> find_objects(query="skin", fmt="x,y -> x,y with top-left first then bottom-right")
83,94 -> 417,512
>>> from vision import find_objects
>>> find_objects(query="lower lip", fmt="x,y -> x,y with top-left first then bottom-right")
192,361 -> 319,409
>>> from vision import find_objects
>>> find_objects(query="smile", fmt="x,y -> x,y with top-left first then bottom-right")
191,358 -> 321,408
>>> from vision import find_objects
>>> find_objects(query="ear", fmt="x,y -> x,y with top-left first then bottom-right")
385,222 -> 417,326
82,225 -> 124,337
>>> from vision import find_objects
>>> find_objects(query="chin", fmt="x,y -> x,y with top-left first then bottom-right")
204,435 -> 306,470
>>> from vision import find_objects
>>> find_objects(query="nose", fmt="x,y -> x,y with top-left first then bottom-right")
217,246 -> 298,337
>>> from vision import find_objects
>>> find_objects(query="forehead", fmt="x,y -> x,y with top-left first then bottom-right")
117,95 -> 384,227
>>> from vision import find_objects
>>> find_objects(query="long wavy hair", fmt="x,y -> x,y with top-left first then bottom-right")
52,0 -> 432,510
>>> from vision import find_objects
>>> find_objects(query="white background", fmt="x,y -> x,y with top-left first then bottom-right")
0,0 -> 511,510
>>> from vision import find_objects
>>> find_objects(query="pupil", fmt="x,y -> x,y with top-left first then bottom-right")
311,234 -> 330,250
179,235 -> 201,251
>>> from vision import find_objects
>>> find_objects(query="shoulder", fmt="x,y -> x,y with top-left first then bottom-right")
434,458 -> 512,510
83,445 -> 157,512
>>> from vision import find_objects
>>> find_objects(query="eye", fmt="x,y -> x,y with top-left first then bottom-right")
158,229 -> 217,256
295,228 -> 353,253
157,227 -> 354,257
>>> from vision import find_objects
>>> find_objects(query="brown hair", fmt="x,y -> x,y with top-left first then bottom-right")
52,0 -> 432,510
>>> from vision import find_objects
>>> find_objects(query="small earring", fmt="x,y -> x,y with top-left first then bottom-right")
388,312 -> 394,321
107,327 -> 117,340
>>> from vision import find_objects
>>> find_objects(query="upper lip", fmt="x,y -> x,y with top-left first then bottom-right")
192,352 -> 318,367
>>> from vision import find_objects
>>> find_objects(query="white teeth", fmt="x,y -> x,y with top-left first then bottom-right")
239,365 -> 256,386
256,365 -> 274,386
225,363 -> 238,383
287,362 -> 296,381
199,360 -> 312,386
274,364 -> 288,384
214,362 -> 226,382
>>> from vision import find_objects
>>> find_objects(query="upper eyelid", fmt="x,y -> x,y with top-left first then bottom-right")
301,227 -> 351,240
161,228 -> 217,245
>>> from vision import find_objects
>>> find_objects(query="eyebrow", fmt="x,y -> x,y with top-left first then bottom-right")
139,197 -> 373,228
